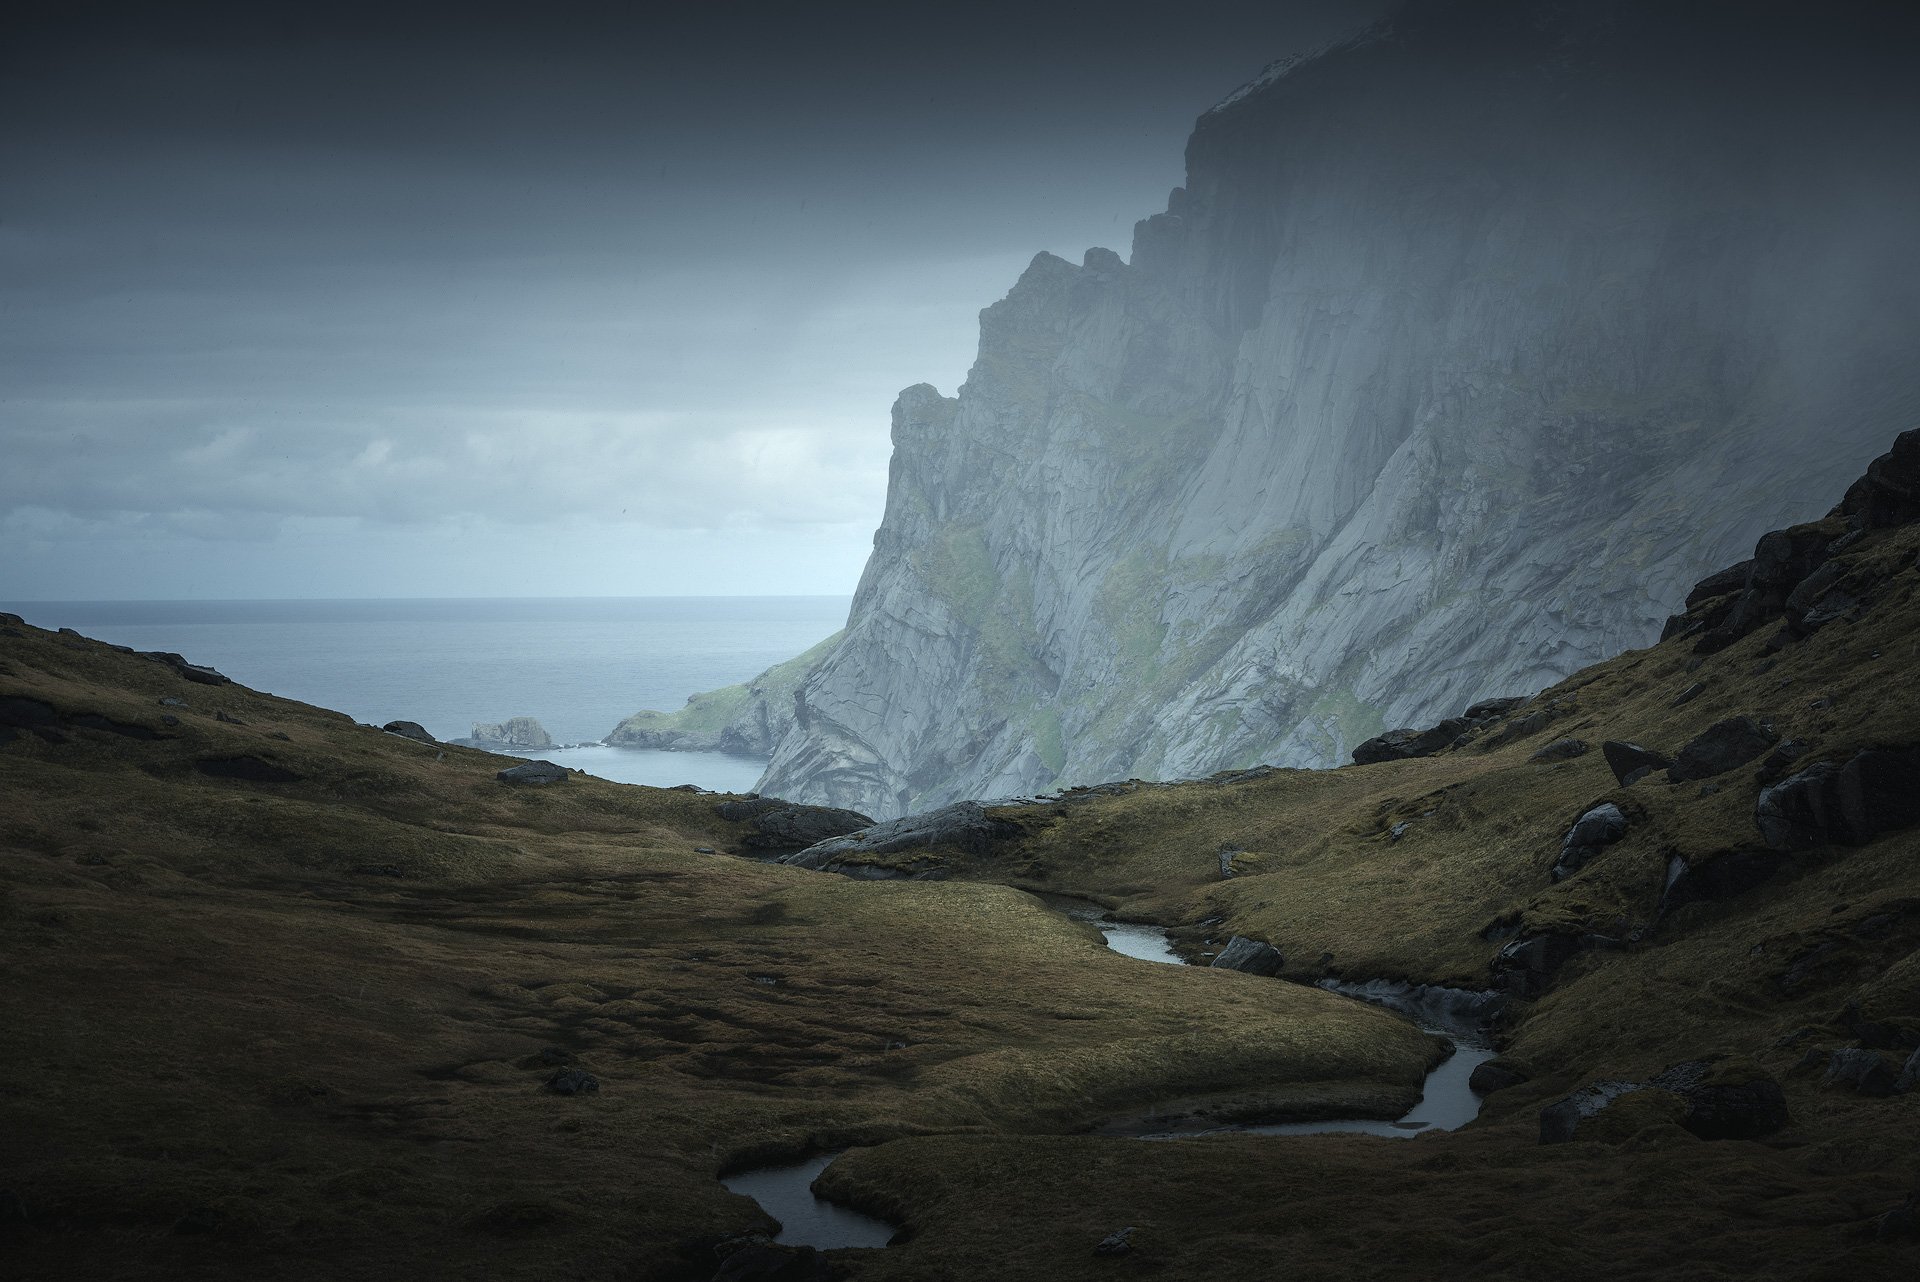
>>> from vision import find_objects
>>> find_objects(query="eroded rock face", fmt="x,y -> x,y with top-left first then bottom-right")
470,718 -> 553,751
1756,748 -> 1920,849
724,6 -> 1920,816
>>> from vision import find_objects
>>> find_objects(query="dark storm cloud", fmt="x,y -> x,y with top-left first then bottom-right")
1,0 -> 1389,596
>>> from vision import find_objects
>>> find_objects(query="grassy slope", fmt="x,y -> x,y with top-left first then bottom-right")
810,520 -> 1920,1279
0,624 -> 1428,1281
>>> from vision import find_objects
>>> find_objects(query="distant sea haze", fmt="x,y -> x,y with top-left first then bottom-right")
1,597 -> 850,793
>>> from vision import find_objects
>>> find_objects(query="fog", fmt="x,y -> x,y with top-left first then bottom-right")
1,0 -> 1386,599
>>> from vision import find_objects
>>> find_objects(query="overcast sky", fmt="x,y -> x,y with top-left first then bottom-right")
1,0 -> 1386,601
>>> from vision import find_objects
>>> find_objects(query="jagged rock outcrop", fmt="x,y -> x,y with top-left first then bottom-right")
462,717 -> 552,752
734,1 -> 1920,817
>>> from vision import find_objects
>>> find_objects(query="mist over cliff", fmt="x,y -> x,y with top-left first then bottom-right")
687,0 -> 1920,817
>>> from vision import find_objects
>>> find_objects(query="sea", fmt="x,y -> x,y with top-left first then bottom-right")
0,597 -> 851,793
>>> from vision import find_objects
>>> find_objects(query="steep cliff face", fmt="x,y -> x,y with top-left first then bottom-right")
747,0 -> 1920,817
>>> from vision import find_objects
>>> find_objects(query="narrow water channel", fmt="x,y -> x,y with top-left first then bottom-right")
719,900 -> 1499,1248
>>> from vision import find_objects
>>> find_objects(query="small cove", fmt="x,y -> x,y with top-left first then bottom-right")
720,899 -> 1500,1249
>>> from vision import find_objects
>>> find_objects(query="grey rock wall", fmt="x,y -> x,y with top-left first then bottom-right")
738,0 -> 1920,816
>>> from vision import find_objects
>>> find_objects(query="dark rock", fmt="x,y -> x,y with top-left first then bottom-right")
158,696 -> 187,708
1750,524 -> 1834,591
1601,740 -> 1671,786
712,1242 -> 841,1282
715,798 -> 786,823
496,760 -> 569,785
1529,737 -> 1588,762
1897,1046 -> 1920,1093
141,650 -> 232,685
738,804 -> 876,851
1685,560 -> 1754,608
1210,935 -> 1284,977
1469,1058 -> 1531,1095
382,720 -> 436,743
1836,427 -> 1920,528
1551,802 -> 1628,882
1667,716 -> 1778,783
172,1204 -> 226,1236
1870,1194 -> 1919,1242
66,713 -> 162,740
1821,1048 -> 1900,1097
1464,696 -> 1526,721
214,709 -> 246,725
1783,561 -> 1845,615
1693,588 -> 1784,655
1755,748 -> 1920,850
1647,1058 -> 1789,1139
1539,1079 -> 1640,1143
1353,717 -> 1471,764
192,756 -> 304,784
1670,681 -> 1707,707
0,611 -> 21,625
0,696 -> 59,729
1491,932 -> 1583,997
782,801 -> 1018,868
1093,1226 -> 1137,1257
544,1068 -> 599,1095
1659,849 -> 1787,914
1756,738 -> 1810,783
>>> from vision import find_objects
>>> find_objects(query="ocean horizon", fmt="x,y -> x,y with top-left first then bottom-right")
0,595 -> 852,793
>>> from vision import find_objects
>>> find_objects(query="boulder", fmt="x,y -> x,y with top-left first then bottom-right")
544,1068 -> 599,1095
1684,560 -> 1755,608
1209,935 -> 1285,977
1469,1058 -> 1531,1095
734,804 -> 875,851
782,801 -> 1017,867
1464,696 -> 1526,721
382,720 -> 436,744
1093,1227 -> 1137,1257
1602,740 -> 1671,786
497,760 -> 569,785
1659,849 -> 1787,914
1491,932 -> 1583,997
1551,802 -> 1628,881
192,756 -> 304,784
1529,737 -> 1588,763
1835,426 -> 1920,527
1648,1057 -> 1790,1139
140,650 -> 232,686
1821,1048 -> 1901,1097
1755,748 -> 1920,850
1667,717 -> 1778,783
1897,1045 -> 1920,1094
1539,1080 -> 1641,1143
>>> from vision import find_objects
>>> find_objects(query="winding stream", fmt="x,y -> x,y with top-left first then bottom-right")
721,903 -> 1498,1247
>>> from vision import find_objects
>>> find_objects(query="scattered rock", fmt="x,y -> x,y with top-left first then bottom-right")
545,1068 -> 599,1095
1602,740 -> 1671,787
1755,747 -> 1920,850
1093,1226 -> 1137,1257
1210,935 -> 1285,977
782,801 -> 1018,868
1552,802 -> 1628,881
1670,682 -> 1707,707
735,803 -> 875,851
158,696 -> 187,708
1464,696 -> 1526,720
1491,932 -> 1583,997
468,717 -> 554,750
1529,737 -> 1588,763
1539,1079 -> 1641,1143
1821,1048 -> 1900,1097
1659,849 -> 1787,914
382,720 -> 436,743
192,756 -> 304,784
1648,1057 -> 1790,1139
1469,1058 -> 1531,1095
497,760 -> 569,785
1353,718 -> 1470,765
1667,717 -> 1778,783
141,650 -> 232,686
214,709 -> 246,725
712,1241 -> 840,1282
